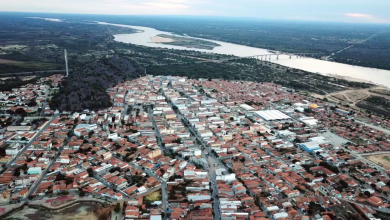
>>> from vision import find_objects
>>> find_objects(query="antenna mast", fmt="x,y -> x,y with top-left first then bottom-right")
64,49 -> 69,77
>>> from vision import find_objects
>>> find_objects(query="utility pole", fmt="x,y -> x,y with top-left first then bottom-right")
64,49 -> 69,77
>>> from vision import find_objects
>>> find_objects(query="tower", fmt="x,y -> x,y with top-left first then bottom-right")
64,49 -> 69,77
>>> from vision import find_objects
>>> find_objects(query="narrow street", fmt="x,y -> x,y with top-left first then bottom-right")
162,89 -> 223,220
147,105 -> 169,219
5,115 -> 57,169
26,128 -> 67,197
356,119 -> 390,135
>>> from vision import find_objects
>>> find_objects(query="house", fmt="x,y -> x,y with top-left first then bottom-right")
27,167 -> 42,175
187,192 -> 211,201
5,142 -> 22,155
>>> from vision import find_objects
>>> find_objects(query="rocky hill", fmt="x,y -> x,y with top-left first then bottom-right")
50,56 -> 141,112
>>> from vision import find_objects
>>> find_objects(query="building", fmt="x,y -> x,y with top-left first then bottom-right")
94,164 -> 113,175
6,126 -> 32,132
299,142 -> 321,153
74,124 -> 98,137
148,149 -> 162,159
300,117 -> 318,127
239,104 -> 255,111
27,167 -> 42,175
188,192 -> 211,201
5,142 -> 22,155
150,215 -> 162,220
254,110 -> 291,121
108,133 -> 119,141
300,136 -> 329,153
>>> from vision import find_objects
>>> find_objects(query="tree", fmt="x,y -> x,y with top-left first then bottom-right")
65,177 -> 74,185
114,202 -> 121,213
364,191 -> 371,197
87,168 -> 94,177
79,191 -> 86,197
15,108 -> 27,116
55,172 -> 66,181
88,130 -> 94,138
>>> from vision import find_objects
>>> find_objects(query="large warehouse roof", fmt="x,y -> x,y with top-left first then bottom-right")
254,110 -> 291,121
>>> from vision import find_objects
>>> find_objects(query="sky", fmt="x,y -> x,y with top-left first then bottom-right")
1,0 -> 390,23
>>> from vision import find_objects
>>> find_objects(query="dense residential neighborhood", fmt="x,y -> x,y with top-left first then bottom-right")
1,75 -> 390,220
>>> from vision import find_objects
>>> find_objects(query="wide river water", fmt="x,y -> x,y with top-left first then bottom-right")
98,22 -> 390,88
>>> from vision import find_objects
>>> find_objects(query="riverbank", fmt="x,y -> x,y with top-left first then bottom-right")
99,22 -> 390,88
0,196 -> 111,220
151,35 -> 175,43
324,73 -> 374,84
150,34 -> 220,50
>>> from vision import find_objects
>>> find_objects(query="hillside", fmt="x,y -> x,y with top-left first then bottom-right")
50,56 -> 141,112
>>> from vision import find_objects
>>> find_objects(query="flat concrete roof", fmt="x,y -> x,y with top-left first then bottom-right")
254,110 -> 291,121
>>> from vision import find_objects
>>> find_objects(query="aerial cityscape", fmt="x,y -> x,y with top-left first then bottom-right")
1,1 -> 390,220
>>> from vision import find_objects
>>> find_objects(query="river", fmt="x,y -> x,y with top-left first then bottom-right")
98,22 -> 390,88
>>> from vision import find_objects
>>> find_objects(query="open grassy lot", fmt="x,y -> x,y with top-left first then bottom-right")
144,191 -> 161,202
367,154 -> 390,169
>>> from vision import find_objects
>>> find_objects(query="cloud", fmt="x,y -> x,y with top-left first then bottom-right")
143,0 -> 189,9
344,13 -> 389,23
1,0 -> 390,23
345,13 -> 372,18
102,0 -> 194,13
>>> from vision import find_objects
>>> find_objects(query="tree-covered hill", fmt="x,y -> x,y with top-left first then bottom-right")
50,56 -> 141,112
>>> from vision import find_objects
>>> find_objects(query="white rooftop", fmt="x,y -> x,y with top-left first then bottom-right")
150,216 -> 162,220
239,104 -> 255,111
254,110 -> 291,121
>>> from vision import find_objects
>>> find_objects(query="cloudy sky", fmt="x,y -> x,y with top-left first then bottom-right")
1,0 -> 389,23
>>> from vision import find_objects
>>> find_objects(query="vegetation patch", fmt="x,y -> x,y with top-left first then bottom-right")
144,191 -> 161,202
156,34 -> 220,50
50,56 -> 141,112
357,96 -> 390,116
367,154 -> 390,170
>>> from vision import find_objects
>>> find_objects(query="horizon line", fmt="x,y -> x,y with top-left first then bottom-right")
1,10 -> 390,25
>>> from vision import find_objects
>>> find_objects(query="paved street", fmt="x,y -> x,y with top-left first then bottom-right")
356,120 -> 390,135
26,128 -> 67,197
162,88 -> 223,220
5,115 -> 57,169
128,162 -> 168,219
148,106 -> 166,152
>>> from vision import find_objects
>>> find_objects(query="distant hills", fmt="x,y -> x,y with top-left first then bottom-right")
50,56 -> 141,112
